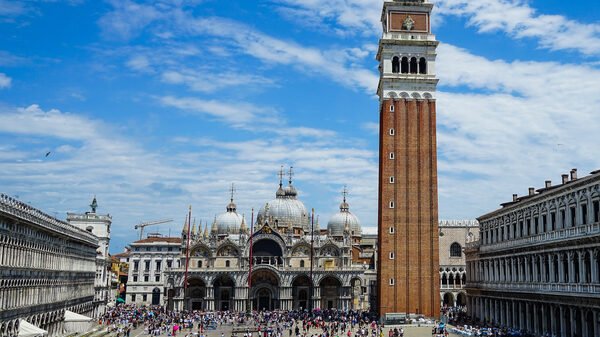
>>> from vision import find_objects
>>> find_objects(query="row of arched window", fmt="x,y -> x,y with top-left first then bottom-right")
392,56 -> 427,74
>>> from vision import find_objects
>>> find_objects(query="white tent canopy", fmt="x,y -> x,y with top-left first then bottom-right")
64,310 -> 92,322
64,310 -> 93,334
18,320 -> 47,337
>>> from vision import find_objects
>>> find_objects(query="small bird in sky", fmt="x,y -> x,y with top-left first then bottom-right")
45,151 -> 51,157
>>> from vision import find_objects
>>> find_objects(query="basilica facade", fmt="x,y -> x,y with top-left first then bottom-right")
165,172 -> 376,312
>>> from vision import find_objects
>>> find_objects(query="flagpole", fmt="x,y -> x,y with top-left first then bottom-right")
247,208 -> 254,316
183,206 -> 192,311
309,208 -> 314,312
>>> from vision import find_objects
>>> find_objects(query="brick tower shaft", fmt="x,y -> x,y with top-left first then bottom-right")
376,0 -> 440,319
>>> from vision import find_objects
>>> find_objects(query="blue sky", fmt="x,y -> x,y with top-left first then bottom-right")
1,0 -> 599,254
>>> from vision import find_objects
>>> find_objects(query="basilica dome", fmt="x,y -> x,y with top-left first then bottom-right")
327,193 -> 361,237
214,200 -> 243,235
257,177 -> 310,231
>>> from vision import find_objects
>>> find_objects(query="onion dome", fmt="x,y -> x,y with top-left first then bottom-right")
215,185 -> 244,235
257,166 -> 310,231
327,187 -> 362,237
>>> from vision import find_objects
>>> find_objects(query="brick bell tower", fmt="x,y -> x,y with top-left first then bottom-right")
376,0 -> 440,318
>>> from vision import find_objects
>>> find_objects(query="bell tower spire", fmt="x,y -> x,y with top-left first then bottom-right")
376,0 -> 440,319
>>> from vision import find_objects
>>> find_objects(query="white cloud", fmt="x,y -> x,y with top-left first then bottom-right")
435,43 -> 600,217
160,69 -> 275,93
98,0 -> 162,40
361,122 -> 379,134
0,104 -> 378,251
272,0 -> 381,36
180,16 -> 378,93
160,96 -> 279,127
0,73 -> 10,88
434,0 -> 600,55
126,55 -> 152,72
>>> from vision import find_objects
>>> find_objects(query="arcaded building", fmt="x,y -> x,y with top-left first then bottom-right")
164,171 -> 376,312
465,169 -> 600,337
66,197 -> 112,317
377,0 -> 440,318
438,220 -> 479,308
0,194 -> 99,337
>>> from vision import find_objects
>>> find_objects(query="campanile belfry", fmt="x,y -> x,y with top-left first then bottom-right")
376,0 -> 440,318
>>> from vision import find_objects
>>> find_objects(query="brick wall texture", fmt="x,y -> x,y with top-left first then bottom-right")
377,98 -> 440,318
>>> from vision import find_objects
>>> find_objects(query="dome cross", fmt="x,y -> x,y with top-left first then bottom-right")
288,166 -> 294,185
229,183 -> 236,203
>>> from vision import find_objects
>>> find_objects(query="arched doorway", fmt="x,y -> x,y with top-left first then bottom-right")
443,293 -> 454,307
187,278 -> 206,310
320,276 -> 341,309
214,275 -> 235,311
151,287 -> 161,305
456,293 -> 466,307
251,269 -> 279,311
292,275 -> 311,310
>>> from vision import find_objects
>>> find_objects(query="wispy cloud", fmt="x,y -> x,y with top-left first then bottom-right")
98,0 -> 162,40
271,0 -> 381,36
98,2 -> 378,93
0,104 -> 378,250
160,96 -> 279,127
435,43 -> 600,217
160,69 -> 276,93
0,73 -> 11,89
180,16 -> 378,92
435,0 -> 600,56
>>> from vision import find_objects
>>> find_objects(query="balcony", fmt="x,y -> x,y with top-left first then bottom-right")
252,256 -> 283,267
381,32 -> 437,42
468,281 -> 600,296
479,222 -> 600,253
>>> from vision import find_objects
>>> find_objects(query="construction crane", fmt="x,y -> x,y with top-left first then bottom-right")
135,218 -> 173,240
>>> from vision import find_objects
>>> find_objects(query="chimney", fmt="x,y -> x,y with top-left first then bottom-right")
512,194 -> 518,202
545,180 -> 552,188
528,187 -> 535,196
562,174 -> 569,184
570,168 -> 578,181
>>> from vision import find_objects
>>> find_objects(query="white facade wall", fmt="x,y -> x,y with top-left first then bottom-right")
126,238 -> 181,306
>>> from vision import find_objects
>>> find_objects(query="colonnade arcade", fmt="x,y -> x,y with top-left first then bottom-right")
178,270 -> 358,312
468,247 -> 600,287
468,296 -> 599,337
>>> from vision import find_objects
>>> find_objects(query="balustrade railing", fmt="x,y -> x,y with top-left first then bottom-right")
0,193 -> 97,244
468,281 -> 600,295
479,222 -> 600,252
252,256 -> 283,267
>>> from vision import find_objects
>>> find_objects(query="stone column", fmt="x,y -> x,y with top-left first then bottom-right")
551,306 -> 557,337
541,255 -> 547,282
541,304 -> 548,336
533,303 -> 539,336
593,309 -> 598,337
559,254 -> 565,283
590,249 -> 598,283
560,305 -> 567,337
570,307 -> 577,337
580,251 -> 587,284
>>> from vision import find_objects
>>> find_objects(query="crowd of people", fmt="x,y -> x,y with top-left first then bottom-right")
98,306 -> 451,337
445,311 -> 536,337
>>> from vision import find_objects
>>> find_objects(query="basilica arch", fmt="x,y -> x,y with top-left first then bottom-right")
214,274 -> 235,311
320,276 -> 342,309
187,277 -> 206,310
251,269 -> 280,311
291,274 -> 312,310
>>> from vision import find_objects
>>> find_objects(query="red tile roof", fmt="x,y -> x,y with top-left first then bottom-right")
133,237 -> 181,244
